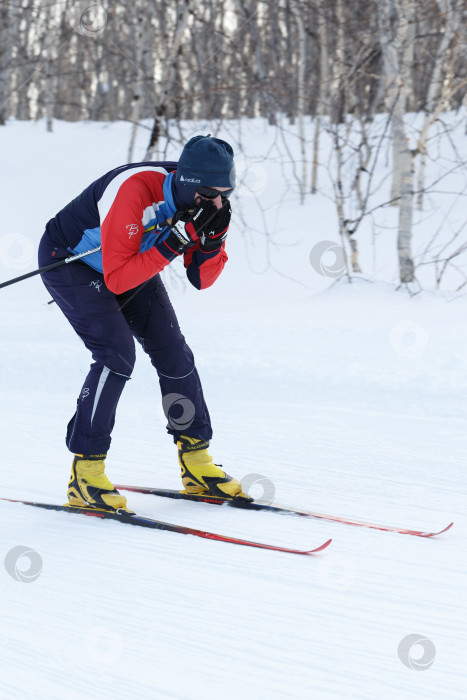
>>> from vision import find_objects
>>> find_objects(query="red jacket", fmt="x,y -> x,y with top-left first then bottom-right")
98,166 -> 227,294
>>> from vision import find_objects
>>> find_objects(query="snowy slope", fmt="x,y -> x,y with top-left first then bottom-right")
0,119 -> 466,700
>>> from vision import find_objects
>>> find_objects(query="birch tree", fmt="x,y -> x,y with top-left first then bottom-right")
378,0 -> 415,284
311,3 -> 329,194
415,0 -> 466,209
0,0 -> 15,125
127,1 -> 151,162
289,0 -> 307,203
43,3 -> 56,133
144,0 -> 192,160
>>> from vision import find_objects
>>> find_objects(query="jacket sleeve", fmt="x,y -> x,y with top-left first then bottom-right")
100,175 -> 175,294
183,243 -> 228,290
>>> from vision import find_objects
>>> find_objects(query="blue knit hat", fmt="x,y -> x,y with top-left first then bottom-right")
175,135 -> 236,188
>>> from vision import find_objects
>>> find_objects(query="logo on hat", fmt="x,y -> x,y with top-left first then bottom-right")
180,174 -> 201,184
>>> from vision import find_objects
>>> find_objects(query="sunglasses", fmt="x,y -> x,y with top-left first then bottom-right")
196,185 -> 235,199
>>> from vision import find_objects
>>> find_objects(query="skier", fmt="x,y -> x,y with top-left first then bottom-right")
38,135 -> 247,513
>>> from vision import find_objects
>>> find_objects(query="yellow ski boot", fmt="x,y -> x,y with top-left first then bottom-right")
177,436 -> 250,500
67,455 -> 133,512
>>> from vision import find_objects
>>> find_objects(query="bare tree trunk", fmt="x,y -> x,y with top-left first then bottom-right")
311,4 -> 329,194
388,2 -> 413,202
234,0 -> 259,118
379,0 -> 415,283
290,0 -> 307,203
128,1 -> 147,162
395,0 -> 416,111
144,0 -> 191,160
330,0 -> 346,124
14,0 -> 36,120
44,4 -> 55,132
0,0 -> 15,125
416,0 -> 463,209
331,122 -> 362,275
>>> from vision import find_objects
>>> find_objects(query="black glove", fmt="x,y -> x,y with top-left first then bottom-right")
163,200 -> 219,255
198,200 -> 231,252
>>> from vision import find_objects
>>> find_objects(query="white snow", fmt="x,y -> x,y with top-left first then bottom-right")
0,118 -> 466,700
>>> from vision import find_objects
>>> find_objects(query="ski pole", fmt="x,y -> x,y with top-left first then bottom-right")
0,245 -> 102,290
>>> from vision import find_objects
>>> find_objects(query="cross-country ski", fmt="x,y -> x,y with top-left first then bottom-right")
113,485 -> 454,538
0,497 -> 332,555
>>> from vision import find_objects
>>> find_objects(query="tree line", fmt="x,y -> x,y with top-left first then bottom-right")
2,0 -> 466,125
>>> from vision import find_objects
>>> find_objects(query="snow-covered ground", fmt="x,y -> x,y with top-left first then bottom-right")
0,119 -> 466,700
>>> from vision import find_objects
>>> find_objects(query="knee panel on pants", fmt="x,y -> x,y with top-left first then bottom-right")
149,338 -> 195,379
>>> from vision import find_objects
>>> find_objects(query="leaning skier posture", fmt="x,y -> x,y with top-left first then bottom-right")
38,135 -> 248,513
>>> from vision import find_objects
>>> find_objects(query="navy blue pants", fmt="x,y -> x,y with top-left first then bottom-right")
38,233 -> 212,455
